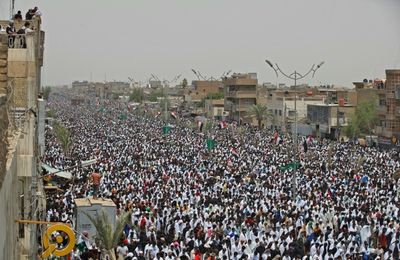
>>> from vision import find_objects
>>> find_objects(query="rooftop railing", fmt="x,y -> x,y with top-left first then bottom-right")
7,34 -> 27,49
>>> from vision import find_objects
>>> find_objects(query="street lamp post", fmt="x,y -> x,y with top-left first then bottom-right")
265,59 -> 324,200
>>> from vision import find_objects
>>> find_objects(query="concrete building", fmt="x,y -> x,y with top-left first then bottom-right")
224,73 -> 258,124
379,70 -> 400,140
0,17 -> 45,260
307,103 -> 355,139
267,90 -> 325,131
186,80 -> 223,107
72,80 -> 90,92
205,99 -> 226,119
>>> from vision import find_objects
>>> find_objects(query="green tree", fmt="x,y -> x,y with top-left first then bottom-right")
46,109 -> 56,118
344,99 -> 378,138
112,93 -> 120,100
129,88 -> 144,103
53,121 -> 72,156
84,210 -> 131,260
182,78 -> 188,89
43,86 -> 51,100
199,92 -> 224,108
248,104 -> 268,128
149,89 -> 163,102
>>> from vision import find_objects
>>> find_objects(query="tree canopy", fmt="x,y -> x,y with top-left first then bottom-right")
84,210 -> 131,260
344,99 -> 378,138
129,88 -> 144,103
248,104 -> 268,128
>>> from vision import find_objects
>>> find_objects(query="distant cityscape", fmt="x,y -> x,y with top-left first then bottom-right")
69,69 -> 400,144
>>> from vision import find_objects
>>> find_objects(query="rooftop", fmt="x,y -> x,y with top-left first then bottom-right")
75,197 -> 116,207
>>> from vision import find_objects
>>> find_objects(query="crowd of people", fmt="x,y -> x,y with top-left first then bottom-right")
43,90 -> 400,260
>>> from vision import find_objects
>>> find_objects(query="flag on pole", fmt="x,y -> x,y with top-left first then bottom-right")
273,131 -> 281,145
119,113 -> 127,120
162,125 -> 171,135
219,121 -> 227,129
206,139 -> 216,150
230,147 -> 238,156
170,112 -> 177,119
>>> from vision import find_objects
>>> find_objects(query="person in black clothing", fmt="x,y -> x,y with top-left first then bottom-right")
14,11 -> 23,21
6,22 -> 16,48
25,9 -> 33,20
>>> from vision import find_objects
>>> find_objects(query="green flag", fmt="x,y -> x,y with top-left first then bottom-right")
119,113 -> 127,120
162,125 -> 171,135
206,139 -> 216,150
279,162 -> 301,172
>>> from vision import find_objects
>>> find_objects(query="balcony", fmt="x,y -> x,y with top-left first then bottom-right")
6,34 -> 26,49
225,104 -> 252,112
225,91 -> 257,99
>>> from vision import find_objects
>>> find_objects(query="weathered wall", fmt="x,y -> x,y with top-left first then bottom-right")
0,134 -> 19,260
0,95 -> 8,188
0,35 -> 8,188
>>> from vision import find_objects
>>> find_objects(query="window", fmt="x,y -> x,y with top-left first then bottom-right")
279,110 -> 282,116
396,85 -> 400,99
379,99 -> 386,106
338,112 -> 345,125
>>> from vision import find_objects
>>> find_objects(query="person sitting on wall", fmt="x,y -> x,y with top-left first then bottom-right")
16,22 -> 33,48
18,21 -> 33,34
6,22 -> 16,48
33,7 -> 42,23
14,11 -> 23,21
25,9 -> 33,20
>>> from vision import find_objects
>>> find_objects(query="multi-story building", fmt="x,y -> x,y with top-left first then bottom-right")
224,73 -> 258,124
267,89 -> 325,131
307,103 -> 355,139
183,80 -> 223,113
0,17 -> 45,259
205,99 -> 226,119
382,70 -> 400,140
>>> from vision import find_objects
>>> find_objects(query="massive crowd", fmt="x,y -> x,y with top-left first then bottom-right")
43,91 -> 400,260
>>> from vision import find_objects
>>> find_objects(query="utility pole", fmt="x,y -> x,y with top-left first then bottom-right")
10,0 -> 15,19
265,59 -> 324,200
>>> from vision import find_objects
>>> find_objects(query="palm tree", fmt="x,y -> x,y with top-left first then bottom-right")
84,210 -> 131,260
248,104 -> 268,128
53,121 -> 72,156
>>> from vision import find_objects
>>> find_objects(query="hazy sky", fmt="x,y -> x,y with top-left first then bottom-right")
1,0 -> 400,86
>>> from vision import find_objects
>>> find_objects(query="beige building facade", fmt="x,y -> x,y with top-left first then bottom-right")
0,17 -> 45,260
224,73 -> 258,124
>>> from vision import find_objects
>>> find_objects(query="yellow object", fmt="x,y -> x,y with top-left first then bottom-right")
15,219 -> 62,225
41,223 -> 75,258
